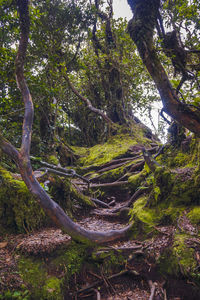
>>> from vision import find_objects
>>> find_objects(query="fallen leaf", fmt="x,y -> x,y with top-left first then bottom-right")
0,242 -> 8,248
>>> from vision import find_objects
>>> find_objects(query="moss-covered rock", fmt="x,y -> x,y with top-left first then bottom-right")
49,177 -> 94,213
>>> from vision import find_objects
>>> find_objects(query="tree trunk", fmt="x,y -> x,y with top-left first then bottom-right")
127,0 -> 200,136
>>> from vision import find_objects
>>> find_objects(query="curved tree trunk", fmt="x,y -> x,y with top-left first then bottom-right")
0,0 -> 132,245
127,0 -> 200,136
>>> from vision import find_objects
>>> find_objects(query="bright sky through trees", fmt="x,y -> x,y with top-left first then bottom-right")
113,0 -> 132,19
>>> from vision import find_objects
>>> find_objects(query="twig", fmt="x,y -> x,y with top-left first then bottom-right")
93,289 -> 101,300
97,245 -> 142,252
88,271 -> 102,280
148,280 -> 156,300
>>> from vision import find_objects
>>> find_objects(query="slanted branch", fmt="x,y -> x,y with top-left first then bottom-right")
64,74 -> 114,126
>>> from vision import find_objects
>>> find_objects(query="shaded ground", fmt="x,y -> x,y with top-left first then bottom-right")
1,219 -> 200,299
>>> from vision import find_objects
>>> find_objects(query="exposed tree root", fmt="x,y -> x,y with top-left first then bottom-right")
90,181 -> 128,188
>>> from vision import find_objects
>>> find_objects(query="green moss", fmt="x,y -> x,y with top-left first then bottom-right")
43,277 -> 62,300
18,257 -> 63,300
75,131 -> 151,167
173,153 -> 189,167
18,257 -> 47,299
0,167 -> 46,233
171,170 -> 200,205
129,195 -> 187,238
128,170 -> 146,192
50,177 -> 94,211
131,196 -> 157,225
159,234 -> 198,277
101,166 -> 125,182
158,249 -> 179,276
93,249 -> 125,275
173,234 -> 196,274
0,289 -> 30,300
52,241 -> 89,282
46,155 -> 59,165
70,184 -> 94,207
187,207 -> 200,225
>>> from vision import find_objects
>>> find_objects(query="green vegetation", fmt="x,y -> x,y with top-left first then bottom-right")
0,167 -> 46,233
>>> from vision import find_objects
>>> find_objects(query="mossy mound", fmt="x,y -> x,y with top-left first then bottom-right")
73,130 -> 153,167
159,233 -> 199,281
16,241 -> 89,300
0,167 -> 46,233
129,138 -> 200,282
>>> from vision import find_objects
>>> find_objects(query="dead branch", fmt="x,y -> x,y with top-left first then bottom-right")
97,245 -> 142,252
148,280 -> 156,300
38,166 -> 90,186
97,159 -> 137,174
127,185 -> 149,206
91,198 -> 110,208
111,185 -> 149,213
98,155 -> 142,169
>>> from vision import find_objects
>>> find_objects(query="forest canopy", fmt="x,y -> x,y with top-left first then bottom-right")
0,0 -> 199,148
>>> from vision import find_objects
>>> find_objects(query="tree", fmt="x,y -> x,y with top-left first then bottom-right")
0,0 -> 132,244
127,0 -> 200,135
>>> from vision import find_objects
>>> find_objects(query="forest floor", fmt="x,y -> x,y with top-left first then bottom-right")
1,214 -> 199,299
1,134 -> 200,299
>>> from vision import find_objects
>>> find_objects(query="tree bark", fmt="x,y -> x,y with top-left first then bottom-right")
127,0 -> 200,136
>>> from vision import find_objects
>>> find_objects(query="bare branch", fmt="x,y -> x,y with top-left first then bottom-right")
64,74 -> 114,125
